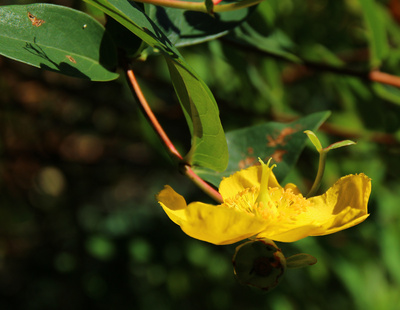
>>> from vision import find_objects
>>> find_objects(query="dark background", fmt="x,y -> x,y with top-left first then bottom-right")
1,0 -> 400,309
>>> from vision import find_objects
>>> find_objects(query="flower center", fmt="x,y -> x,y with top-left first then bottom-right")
223,159 -> 312,222
224,186 -> 310,221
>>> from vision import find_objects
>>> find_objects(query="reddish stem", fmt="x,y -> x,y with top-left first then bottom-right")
183,165 -> 223,203
125,67 -> 183,161
271,112 -> 398,145
369,70 -> 400,88
125,64 -> 223,203
224,39 -> 400,89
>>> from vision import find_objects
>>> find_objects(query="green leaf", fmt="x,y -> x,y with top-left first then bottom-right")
105,17 -> 144,58
324,140 -> 356,152
145,0 -> 256,47
359,0 -> 390,67
298,44 -> 345,67
0,4 -> 118,81
84,0 -> 179,57
227,23 -> 301,63
204,0 -> 214,14
194,111 -> 330,187
84,0 -> 228,171
286,253 -> 317,269
166,58 -> 228,171
225,1 -> 300,63
372,83 -> 400,106
304,130 -> 323,152
305,130 -> 356,153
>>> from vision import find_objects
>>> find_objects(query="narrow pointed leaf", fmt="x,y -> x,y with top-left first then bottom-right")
324,140 -> 356,152
145,0 -> 256,47
304,130 -> 323,152
359,0 -> 389,67
373,83 -> 400,106
84,0 -> 177,55
204,0 -> 214,14
84,0 -> 228,171
225,1 -> 300,63
166,59 -> 228,171
0,4 -> 118,81
227,22 -> 301,63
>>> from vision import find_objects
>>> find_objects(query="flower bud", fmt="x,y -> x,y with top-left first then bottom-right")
232,238 -> 286,291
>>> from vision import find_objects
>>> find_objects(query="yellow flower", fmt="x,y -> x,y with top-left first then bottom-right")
157,160 -> 371,245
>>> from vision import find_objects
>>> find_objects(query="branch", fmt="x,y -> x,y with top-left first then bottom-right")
182,164 -> 223,203
223,39 -> 400,89
271,111 -> 398,145
125,65 -> 183,161
124,63 -> 223,202
369,70 -> 400,88
133,0 -> 264,13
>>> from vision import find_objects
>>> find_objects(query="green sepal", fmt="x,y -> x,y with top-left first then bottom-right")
286,253 -> 317,269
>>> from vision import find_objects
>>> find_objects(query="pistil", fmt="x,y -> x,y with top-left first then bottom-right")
256,158 -> 276,206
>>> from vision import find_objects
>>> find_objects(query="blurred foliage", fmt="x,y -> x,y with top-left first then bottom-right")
1,0 -> 400,310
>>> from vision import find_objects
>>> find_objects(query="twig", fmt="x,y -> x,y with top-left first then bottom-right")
271,111 -> 398,145
283,64 -> 400,88
369,70 -> 400,88
222,39 -> 400,89
124,63 -> 223,202
182,164 -> 223,203
133,0 -> 263,13
125,65 -> 183,161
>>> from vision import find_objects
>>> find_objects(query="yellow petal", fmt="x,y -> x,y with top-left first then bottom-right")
156,185 -> 188,225
219,164 -> 281,199
306,173 -> 371,236
257,224 -> 318,242
257,173 -> 371,242
157,185 -> 268,245
178,202 -> 268,245
284,183 -> 302,195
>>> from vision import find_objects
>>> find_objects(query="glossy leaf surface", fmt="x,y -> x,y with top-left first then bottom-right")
84,0 -> 228,171
194,111 -> 330,187
166,59 -> 228,170
0,4 -> 118,81
146,0 -> 256,47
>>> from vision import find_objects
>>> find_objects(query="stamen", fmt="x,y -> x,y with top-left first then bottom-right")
225,187 -> 259,214
224,183 -> 312,223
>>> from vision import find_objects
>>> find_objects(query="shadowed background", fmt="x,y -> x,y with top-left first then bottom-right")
1,0 -> 400,309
